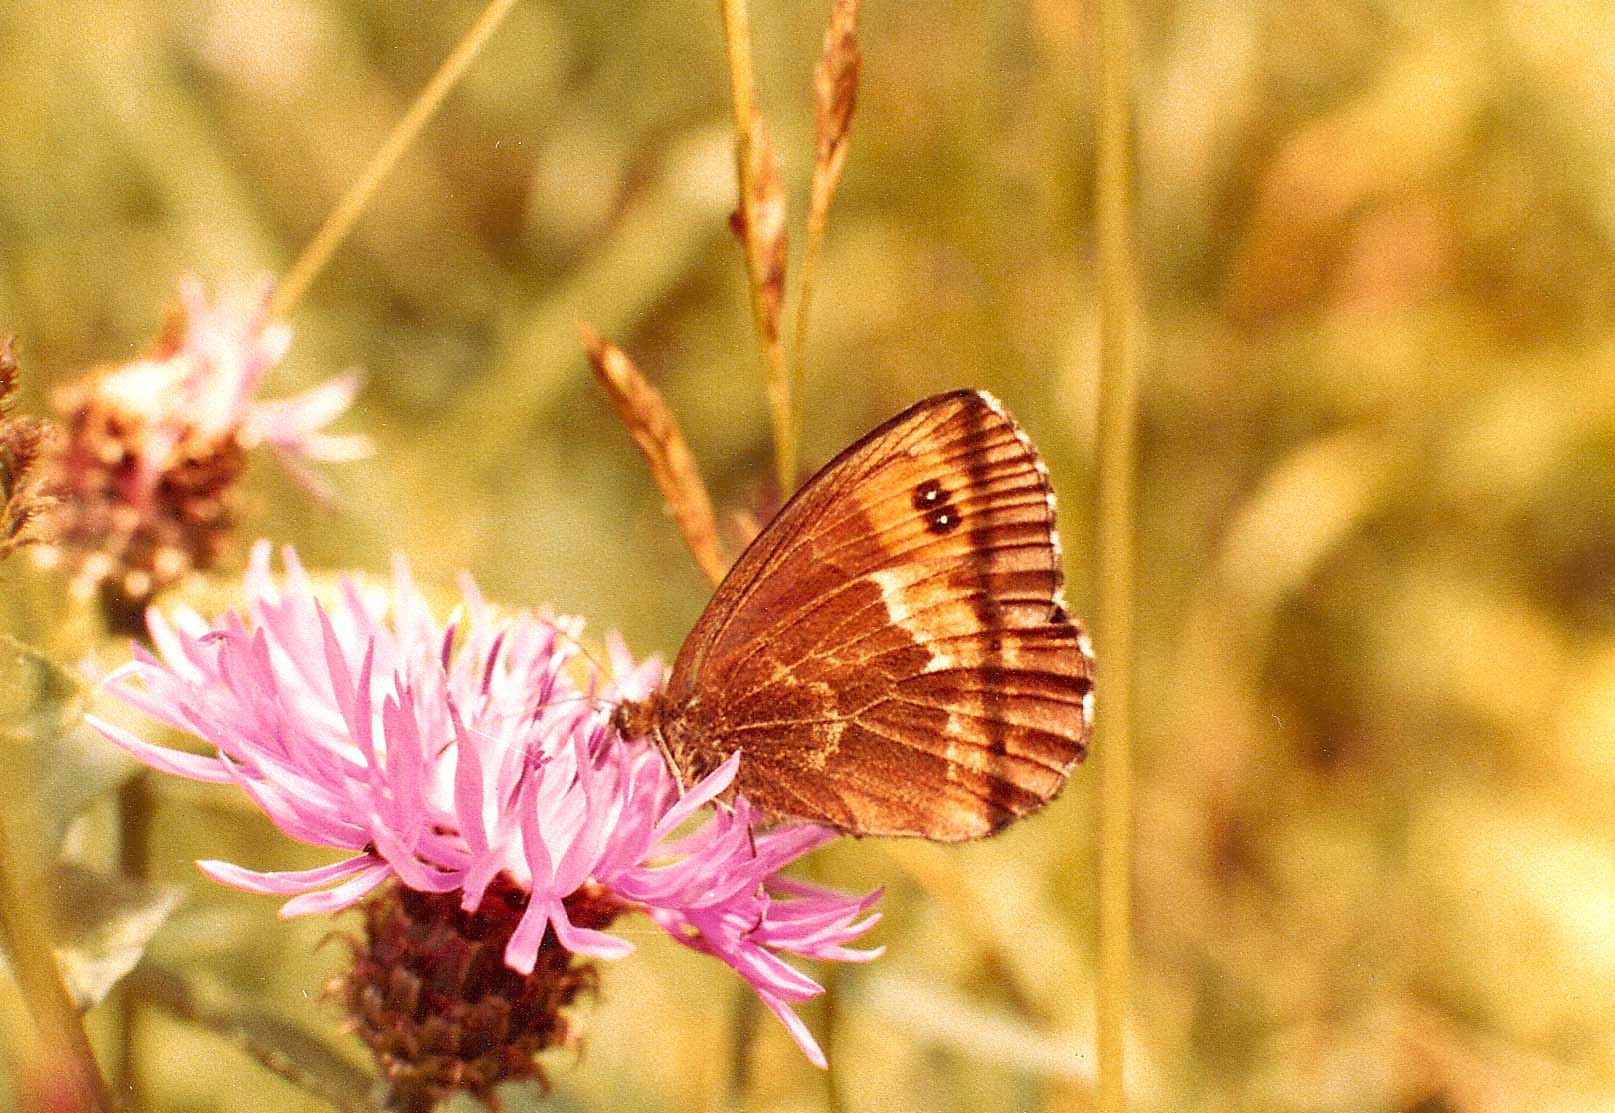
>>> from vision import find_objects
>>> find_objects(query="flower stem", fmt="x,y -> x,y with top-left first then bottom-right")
808,854 -> 845,1113
0,810 -> 116,1112
113,772 -> 154,1107
722,987 -> 760,1112
715,0 -> 797,496
818,966 -> 846,1113
1091,0 -> 1140,1108
269,0 -> 520,320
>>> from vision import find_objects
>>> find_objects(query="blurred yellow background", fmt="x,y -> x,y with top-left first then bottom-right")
3,1 -> 1614,1110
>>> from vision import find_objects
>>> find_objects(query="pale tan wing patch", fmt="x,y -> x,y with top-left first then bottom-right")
655,390 -> 1093,840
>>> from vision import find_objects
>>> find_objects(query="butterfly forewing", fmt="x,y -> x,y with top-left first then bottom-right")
652,389 -> 1094,841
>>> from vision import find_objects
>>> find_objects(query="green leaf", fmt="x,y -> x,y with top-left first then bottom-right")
0,632 -> 137,856
129,963 -> 380,1113
0,630 -> 83,725
0,863 -> 183,1010
36,721 -> 135,854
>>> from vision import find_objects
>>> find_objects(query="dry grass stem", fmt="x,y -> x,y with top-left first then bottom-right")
269,0 -> 520,320
717,0 -> 796,495
735,109 -> 794,496
0,340 -> 57,558
1091,0 -> 1141,1108
791,0 -> 861,404
739,112 -> 789,357
578,322 -> 728,588
812,0 -> 861,193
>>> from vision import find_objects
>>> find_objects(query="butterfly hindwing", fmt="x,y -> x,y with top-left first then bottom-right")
655,390 -> 1093,841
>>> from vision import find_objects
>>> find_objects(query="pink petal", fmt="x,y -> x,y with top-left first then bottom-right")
649,752 -> 740,843
549,898 -> 633,960
503,893 -> 553,975
758,991 -> 827,1070
197,853 -> 382,894
85,715 -> 231,783
251,372 -> 361,437
278,864 -> 393,917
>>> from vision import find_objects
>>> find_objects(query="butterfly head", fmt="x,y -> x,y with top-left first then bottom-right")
617,389 -> 1095,842
613,693 -> 693,793
609,695 -> 658,744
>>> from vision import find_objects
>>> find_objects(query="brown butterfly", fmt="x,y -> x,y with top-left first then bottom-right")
615,390 -> 1093,841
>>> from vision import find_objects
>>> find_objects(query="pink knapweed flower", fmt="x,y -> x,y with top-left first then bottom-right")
88,543 -> 881,1091
87,275 -> 367,475
36,276 -> 366,624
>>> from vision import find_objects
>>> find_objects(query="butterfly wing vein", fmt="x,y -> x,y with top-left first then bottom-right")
657,390 -> 1094,841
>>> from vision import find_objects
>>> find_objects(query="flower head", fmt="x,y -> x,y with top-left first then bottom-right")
36,277 -> 366,625
89,543 -> 881,1095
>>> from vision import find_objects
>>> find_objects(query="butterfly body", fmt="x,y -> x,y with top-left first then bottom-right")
617,390 -> 1094,842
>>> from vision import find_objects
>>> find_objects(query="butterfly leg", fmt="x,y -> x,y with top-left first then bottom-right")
650,728 -> 689,794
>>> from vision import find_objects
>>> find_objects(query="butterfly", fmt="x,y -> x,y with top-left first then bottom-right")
614,389 -> 1093,841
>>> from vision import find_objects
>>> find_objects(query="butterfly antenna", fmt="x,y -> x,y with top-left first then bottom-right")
434,694 -> 618,761
523,693 -> 620,719
540,619 -> 615,684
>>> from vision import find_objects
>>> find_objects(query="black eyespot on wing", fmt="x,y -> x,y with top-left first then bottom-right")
912,478 -> 950,510
657,389 -> 1091,842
